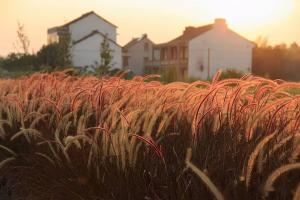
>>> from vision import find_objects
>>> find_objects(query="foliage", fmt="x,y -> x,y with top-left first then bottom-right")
14,22 -> 30,54
0,72 -> 299,199
58,29 -> 72,67
146,65 -> 181,83
0,53 -> 37,71
98,34 -> 114,75
253,42 -> 300,81
37,30 -> 72,69
0,27 -> 72,76
160,65 -> 181,83
219,69 -> 244,80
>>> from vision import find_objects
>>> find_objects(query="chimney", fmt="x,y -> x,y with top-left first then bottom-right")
214,18 -> 227,30
142,33 -> 147,39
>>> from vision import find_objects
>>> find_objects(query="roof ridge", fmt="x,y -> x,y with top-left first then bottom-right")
73,30 -> 121,47
60,11 -> 117,28
156,24 -> 213,46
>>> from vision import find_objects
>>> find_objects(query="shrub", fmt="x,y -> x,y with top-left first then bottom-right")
219,69 -> 244,80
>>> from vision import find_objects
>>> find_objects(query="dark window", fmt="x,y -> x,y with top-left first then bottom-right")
200,64 -> 204,72
123,56 -> 129,67
180,46 -> 187,59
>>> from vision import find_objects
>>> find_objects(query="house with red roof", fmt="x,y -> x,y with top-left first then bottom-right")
145,19 -> 255,80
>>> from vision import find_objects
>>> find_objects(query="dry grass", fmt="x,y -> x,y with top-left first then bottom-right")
0,71 -> 299,199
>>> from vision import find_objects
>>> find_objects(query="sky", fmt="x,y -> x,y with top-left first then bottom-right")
1,0 -> 300,56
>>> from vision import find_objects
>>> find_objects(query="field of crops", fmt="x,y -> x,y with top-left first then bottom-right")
0,71 -> 299,200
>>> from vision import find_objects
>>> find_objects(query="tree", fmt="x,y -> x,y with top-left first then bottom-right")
58,28 -> 72,66
0,53 -> 37,71
253,42 -> 300,81
255,36 -> 269,48
37,43 -> 61,69
97,34 -> 114,75
36,29 -> 72,69
14,22 -> 30,54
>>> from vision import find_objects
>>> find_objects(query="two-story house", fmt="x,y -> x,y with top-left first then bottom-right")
122,34 -> 155,75
47,11 -> 122,69
145,19 -> 255,80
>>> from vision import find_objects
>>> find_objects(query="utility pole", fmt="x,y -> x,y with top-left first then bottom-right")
207,48 -> 210,80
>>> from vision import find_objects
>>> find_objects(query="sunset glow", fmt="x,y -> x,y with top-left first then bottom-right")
0,0 -> 299,55
201,0 -> 294,27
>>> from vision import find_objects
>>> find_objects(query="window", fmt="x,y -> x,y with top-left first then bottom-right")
161,48 -> 166,60
198,61 -> 204,72
144,42 -> 149,51
200,64 -> 204,72
123,56 -> 129,67
171,47 -> 177,59
180,46 -> 187,59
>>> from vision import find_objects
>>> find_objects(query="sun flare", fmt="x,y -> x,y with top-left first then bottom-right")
199,0 -> 294,27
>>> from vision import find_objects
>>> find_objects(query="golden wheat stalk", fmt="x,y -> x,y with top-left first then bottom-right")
0,157 -> 16,170
185,148 -> 225,200
263,163 -> 300,197
294,182 -> 300,200
243,132 -> 276,187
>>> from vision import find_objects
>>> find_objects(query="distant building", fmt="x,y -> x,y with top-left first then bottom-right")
145,19 -> 255,80
122,34 -> 155,75
47,11 -> 122,69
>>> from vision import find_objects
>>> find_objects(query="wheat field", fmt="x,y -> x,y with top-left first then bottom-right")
0,71 -> 299,199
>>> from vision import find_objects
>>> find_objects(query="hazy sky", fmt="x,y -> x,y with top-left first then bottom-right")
1,0 -> 300,56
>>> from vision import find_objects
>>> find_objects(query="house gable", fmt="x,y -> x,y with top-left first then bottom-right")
47,11 -> 117,43
61,11 -> 117,28
68,12 -> 117,42
73,30 -> 121,48
189,27 -> 255,49
122,34 -> 155,75
188,23 -> 255,80
72,32 -> 122,69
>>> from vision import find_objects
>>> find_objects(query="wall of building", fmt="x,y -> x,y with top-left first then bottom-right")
47,32 -> 59,44
124,38 -> 154,75
72,34 -> 122,69
188,28 -> 255,80
69,14 -> 117,42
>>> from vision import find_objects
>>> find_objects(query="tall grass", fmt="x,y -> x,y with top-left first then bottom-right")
0,71 -> 299,199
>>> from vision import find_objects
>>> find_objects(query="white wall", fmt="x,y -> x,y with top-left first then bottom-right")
125,38 -> 154,75
47,32 -> 59,44
72,33 -> 122,69
69,13 -> 117,42
188,28 -> 255,80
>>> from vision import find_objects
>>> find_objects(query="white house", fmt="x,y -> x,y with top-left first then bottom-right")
188,19 -> 255,79
122,34 -> 155,75
47,11 -> 122,69
145,19 -> 255,80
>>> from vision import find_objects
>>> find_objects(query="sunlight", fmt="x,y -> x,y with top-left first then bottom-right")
200,0 -> 294,27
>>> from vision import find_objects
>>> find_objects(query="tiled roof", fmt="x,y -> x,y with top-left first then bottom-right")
123,34 -> 151,49
123,38 -> 139,49
157,24 -> 213,47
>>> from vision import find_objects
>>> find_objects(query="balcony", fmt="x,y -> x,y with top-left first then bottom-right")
145,59 -> 188,68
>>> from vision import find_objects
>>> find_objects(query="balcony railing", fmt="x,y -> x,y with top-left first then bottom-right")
145,59 -> 188,68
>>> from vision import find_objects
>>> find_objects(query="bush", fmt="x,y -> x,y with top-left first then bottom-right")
0,53 -> 38,71
219,69 -> 244,80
